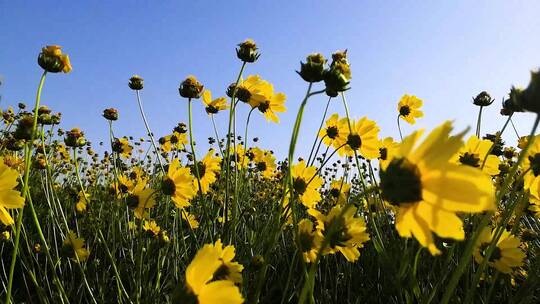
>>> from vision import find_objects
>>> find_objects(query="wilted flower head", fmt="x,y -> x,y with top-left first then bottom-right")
38,45 -> 72,73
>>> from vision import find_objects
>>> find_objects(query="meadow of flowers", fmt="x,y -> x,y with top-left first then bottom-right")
1,40 -> 540,303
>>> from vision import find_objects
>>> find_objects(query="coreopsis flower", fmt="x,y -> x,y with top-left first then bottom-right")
291,160 -> 323,209
518,136 -> 529,150
297,53 -> 327,83
102,108 -> 119,121
297,219 -> 323,263
160,132 -> 188,153
177,242 -> 243,304
328,179 -> 351,205
398,95 -> 423,125
56,143 -> 70,161
236,39 -> 260,63
179,75 -> 204,99
230,144 -> 249,169
128,75 -> 144,90
234,75 -> 272,108
211,239 -> 244,284
474,227 -> 526,274
528,193 -> 540,218
126,179 -> 156,219
62,231 -> 89,262
182,211 -> 200,229
252,90 -> 287,123
202,90 -> 229,114
75,191 -> 90,213
451,135 -> 500,176
38,45 -> 72,73
142,220 -> 161,238
378,137 -> 399,170
192,149 -> 221,194
0,157 -> 25,225
162,158 -> 196,209
251,147 -> 276,179
112,137 -> 133,159
337,117 -> 380,159
522,135 -> 540,197
318,114 -> 347,149
64,128 -> 86,148
309,205 -> 370,262
379,121 -> 496,255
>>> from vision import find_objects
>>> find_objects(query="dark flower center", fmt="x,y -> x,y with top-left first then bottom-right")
379,147 -> 388,160
170,135 -> 179,144
459,152 -> 481,167
399,105 -> 411,117
329,188 -> 341,198
293,178 -> 308,195
126,194 -> 139,209
529,153 -> 540,176
346,134 -> 362,150
206,105 -> 219,114
212,264 -> 230,281
258,101 -> 270,113
299,231 -> 315,253
380,157 -> 423,205
479,243 -> 502,262
326,126 -> 339,139
190,161 -> 206,177
256,162 -> 267,172
325,217 -> 351,248
236,87 -> 251,103
161,178 -> 176,196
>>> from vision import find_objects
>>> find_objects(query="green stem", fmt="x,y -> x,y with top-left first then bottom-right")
476,105 -> 484,137
210,114 -> 224,158
135,90 -> 165,174
397,115 -> 403,140
307,96 -> 332,165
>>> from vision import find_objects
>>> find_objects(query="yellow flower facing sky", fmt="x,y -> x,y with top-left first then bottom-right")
192,149 -> 221,194
337,117 -> 380,159
398,94 -> 423,125
379,121 -> 496,255
318,113 -> 347,149
451,135 -> 500,176
291,160 -> 323,209
251,88 -> 287,123
162,158 -> 196,209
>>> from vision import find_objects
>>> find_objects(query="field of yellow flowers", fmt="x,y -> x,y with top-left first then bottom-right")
1,41 -> 540,303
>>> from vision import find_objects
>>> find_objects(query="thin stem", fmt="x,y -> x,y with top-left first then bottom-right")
307,96 -> 332,165
241,107 -> 256,168
510,117 -> 520,138
135,90 -> 165,174
397,115 -> 403,140
210,114 -> 224,157
476,105 -> 484,137
187,98 -> 202,193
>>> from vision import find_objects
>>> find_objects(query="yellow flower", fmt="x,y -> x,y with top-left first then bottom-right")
0,157 -> 25,225
202,90 -> 229,115
39,45 -> 72,73
518,136 -> 529,149
235,75 -> 272,108
337,117 -> 380,159
309,205 -> 370,262
63,230 -> 89,262
328,179 -> 351,205
398,94 -> 423,125
522,135 -> 540,197
143,220 -> 161,237
251,147 -> 276,179
318,113 -> 347,149
291,160 -> 323,209
113,137 -> 133,159
251,88 -> 287,123
75,191 -> 90,213
181,242 -> 244,304
230,144 -> 249,169
474,227 -> 526,274
56,143 -> 70,161
126,179 -> 156,219
211,239 -> 244,284
451,135 -> 500,176
160,132 -> 188,153
192,150 -> 221,194
378,137 -> 399,170
297,219 -> 323,263
162,158 -> 196,209
379,121 -> 496,255
182,211 -> 200,229
528,193 -> 540,218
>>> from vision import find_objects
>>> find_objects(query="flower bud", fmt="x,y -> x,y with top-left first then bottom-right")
174,122 -> 188,134
236,39 -> 260,63
323,62 -> 350,96
38,45 -> 72,73
17,103 -> 26,110
472,91 -> 494,107
5,137 -> 24,151
14,115 -> 35,140
179,76 -> 204,99
297,53 -> 327,83
103,108 -> 119,121
128,75 -> 144,90
226,82 -> 237,98
519,69 -> 540,114
64,128 -> 86,148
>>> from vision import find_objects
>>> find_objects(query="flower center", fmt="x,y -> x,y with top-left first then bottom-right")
299,231 -> 315,253
399,105 -> 411,117
325,217 -> 351,248
206,105 -> 219,114
380,157 -> 423,205
161,177 -> 176,196
257,101 -> 270,113
212,264 -> 230,281
190,161 -> 206,177
459,152 -> 481,167
346,134 -> 362,150
529,153 -> 540,176
379,147 -> 388,160
126,194 -> 139,209
256,162 -> 267,172
479,243 -> 502,262
329,188 -> 341,198
293,178 -> 308,195
236,87 -> 251,103
326,126 -> 339,139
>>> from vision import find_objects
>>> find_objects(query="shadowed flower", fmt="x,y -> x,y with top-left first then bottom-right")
474,227 -> 526,274
192,149 -> 221,194
451,135 -> 500,176
297,219 -> 323,263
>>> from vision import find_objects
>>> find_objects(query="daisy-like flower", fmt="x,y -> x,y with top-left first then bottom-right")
202,90 -> 229,115
162,158 -> 196,209
251,147 -> 276,179
398,94 -> 423,125
56,143 -> 70,161
62,231 -> 89,262
328,179 -> 351,205
378,137 -> 399,170
38,45 -> 72,73
318,114 -> 347,149
234,75 -> 272,108
182,211 -> 200,229
160,131 -> 188,153
309,205 -> 370,262
112,137 -> 133,159
337,117 -> 380,159
522,135 -> 540,197
211,239 -> 244,284
125,179 -> 156,219
230,144 -> 249,170
379,121 -> 496,255
75,191 -> 90,213
142,220 -> 161,238
251,88 -> 287,123
474,227 -> 526,274
0,157 -> 25,225
291,160 -> 323,209
179,242 -> 244,304
451,135 -> 500,176
192,149 -> 221,194
297,219 -> 323,263
528,193 -> 540,218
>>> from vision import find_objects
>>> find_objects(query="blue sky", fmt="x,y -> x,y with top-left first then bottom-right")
1,1 -> 539,158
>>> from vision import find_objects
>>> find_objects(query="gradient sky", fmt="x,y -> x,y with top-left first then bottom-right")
1,1 -> 540,158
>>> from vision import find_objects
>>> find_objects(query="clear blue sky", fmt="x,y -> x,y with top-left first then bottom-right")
1,1 -> 539,158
